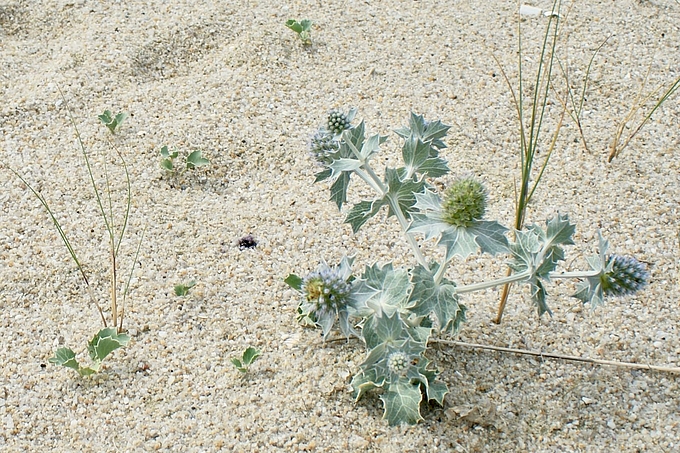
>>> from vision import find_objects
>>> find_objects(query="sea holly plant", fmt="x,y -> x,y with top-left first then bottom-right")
11,97 -> 143,376
285,109 -> 650,425
160,146 -> 210,173
98,109 -> 127,134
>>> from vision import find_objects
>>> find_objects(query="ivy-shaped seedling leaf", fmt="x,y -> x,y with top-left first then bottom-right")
186,150 -> 210,169
174,281 -> 196,296
285,19 -> 313,45
98,110 -> 127,134
231,347 -> 261,373
87,328 -> 130,364
49,328 -> 129,376
160,145 -> 178,171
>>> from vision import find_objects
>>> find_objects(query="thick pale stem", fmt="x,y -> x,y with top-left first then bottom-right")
457,269 -> 532,295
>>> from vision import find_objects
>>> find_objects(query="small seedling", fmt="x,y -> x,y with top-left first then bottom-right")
49,328 -> 130,376
98,110 -> 127,134
230,347 -> 261,373
174,281 -> 196,296
285,19 -> 312,45
160,146 -> 210,173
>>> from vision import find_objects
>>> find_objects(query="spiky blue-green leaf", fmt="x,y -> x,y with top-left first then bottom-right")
381,379 -> 424,426
384,167 -> 427,220
401,137 -> 449,178
394,113 -> 450,150
408,263 -> 466,333
352,263 -> 411,318
344,198 -> 386,233
329,172 -> 351,210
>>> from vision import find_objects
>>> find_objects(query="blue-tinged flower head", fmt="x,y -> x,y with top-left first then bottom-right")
302,263 -> 352,319
601,254 -> 650,296
309,131 -> 339,166
442,178 -> 487,228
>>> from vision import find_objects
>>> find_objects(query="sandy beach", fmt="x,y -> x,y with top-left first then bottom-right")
1,0 -> 679,451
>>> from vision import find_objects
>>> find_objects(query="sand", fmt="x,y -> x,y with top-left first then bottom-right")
1,0 -> 679,451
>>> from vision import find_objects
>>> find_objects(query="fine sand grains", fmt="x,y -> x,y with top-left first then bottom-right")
1,1 -> 679,451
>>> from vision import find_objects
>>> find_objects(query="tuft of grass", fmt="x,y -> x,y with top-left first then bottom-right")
492,0 -> 566,323
11,89 -> 143,375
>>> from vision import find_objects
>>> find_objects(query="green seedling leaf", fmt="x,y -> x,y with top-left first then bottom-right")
231,347 -> 261,373
286,19 -> 313,44
284,273 -> 303,291
186,150 -> 210,169
285,19 -> 303,34
242,347 -> 261,366
98,109 -> 127,134
174,281 -> 196,296
49,347 -> 81,372
87,327 -> 130,364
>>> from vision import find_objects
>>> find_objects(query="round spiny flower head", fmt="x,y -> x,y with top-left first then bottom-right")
387,351 -> 410,377
302,266 -> 352,317
601,255 -> 650,297
442,178 -> 487,228
309,131 -> 339,166
327,110 -> 351,135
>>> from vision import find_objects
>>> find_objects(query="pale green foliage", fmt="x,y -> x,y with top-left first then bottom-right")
98,110 -> 127,134
285,19 -> 313,45
49,328 -> 130,376
231,347 -> 262,373
160,146 -> 210,173
174,281 -> 196,297
285,109 -> 649,425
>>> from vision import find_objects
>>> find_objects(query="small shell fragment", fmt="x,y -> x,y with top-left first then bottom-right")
519,5 -> 542,16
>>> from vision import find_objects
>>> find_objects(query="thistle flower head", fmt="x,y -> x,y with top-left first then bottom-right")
327,109 -> 352,135
301,264 -> 352,318
442,178 -> 487,228
601,254 -> 649,297
309,131 -> 339,166
386,351 -> 410,376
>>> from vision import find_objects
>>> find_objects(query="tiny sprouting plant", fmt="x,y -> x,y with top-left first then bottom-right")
285,19 -> 312,45
174,281 -> 196,297
160,146 -> 210,173
285,108 -> 649,425
98,109 -> 127,134
230,347 -> 262,374
11,95 -> 143,376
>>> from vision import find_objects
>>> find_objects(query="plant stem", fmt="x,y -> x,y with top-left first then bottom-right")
345,137 -> 430,270
433,339 -> 680,374
456,269 -> 532,295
